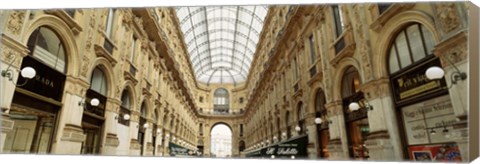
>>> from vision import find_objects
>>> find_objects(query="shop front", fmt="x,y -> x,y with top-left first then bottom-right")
3,27 -> 67,154
390,57 -> 465,162
169,142 -> 197,157
245,134 -> 309,159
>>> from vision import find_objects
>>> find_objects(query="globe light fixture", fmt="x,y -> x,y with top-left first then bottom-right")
425,66 -> 444,80
349,102 -> 360,111
295,125 -> 301,132
123,114 -> 131,120
314,117 -> 322,124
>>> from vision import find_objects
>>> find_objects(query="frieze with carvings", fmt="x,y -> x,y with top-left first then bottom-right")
435,3 -> 461,34
1,46 -> 22,67
7,10 -> 26,35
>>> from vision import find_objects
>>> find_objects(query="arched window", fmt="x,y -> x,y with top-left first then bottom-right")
239,140 -> 245,152
121,90 -> 131,109
388,23 -> 435,74
90,68 -> 108,96
140,102 -> 147,119
214,88 -> 229,113
28,26 -> 67,73
119,89 -> 132,126
341,66 -> 360,98
315,90 -> 327,113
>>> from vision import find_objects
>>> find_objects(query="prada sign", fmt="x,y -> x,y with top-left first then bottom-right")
391,58 -> 447,103
17,55 -> 66,101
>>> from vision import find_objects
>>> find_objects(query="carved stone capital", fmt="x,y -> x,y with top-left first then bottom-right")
433,31 -> 468,66
360,77 -> 391,100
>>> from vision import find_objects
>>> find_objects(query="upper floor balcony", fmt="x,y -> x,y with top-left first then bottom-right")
197,108 -> 246,117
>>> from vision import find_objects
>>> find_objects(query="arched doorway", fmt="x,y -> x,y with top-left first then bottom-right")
4,26 -> 68,153
315,89 -> 330,158
81,66 -> 108,154
341,66 -> 370,159
210,123 -> 232,157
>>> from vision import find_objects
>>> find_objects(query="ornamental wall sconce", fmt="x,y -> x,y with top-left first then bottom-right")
425,54 -> 467,87
1,56 -> 36,87
295,125 -> 301,132
315,117 -> 332,125
79,98 -> 100,108
349,100 -> 373,112
114,113 -> 130,121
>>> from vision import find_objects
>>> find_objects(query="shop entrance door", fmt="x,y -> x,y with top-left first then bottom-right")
81,123 -> 101,154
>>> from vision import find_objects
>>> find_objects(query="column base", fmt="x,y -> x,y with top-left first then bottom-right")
102,133 -> 120,155
326,138 -> 345,160
364,131 -> 395,161
129,139 -> 141,156
54,124 -> 85,154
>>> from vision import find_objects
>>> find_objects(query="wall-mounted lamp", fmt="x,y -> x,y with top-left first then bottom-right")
79,98 -> 100,107
281,132 -> 287,137
1,56 -> 36,87
315,117 -> 332,125
156,128 -> 161,134
426,55 -> 467,86
165,134 -> 170,139
143,123 -> 149,129
349,100 -> 373,112
295,125 -> 301,132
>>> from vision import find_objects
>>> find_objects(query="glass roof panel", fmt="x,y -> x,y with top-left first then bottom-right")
176,5 -> 269,84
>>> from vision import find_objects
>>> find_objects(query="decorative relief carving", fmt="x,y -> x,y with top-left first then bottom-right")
89,13 -> 96,28
443,42 -> 467,66
80,54 -> 89,77
436,3 -> 460,34
1,46 -> 22,67
353,5 -> 373,81
7,10 -> 26,35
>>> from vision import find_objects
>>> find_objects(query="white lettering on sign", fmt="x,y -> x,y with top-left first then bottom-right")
277,148 -> 298,155
266,148 -> 276,155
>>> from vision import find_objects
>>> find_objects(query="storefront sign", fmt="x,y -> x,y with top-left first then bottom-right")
409,143 -> 462,162
391,58 -> 446,102
402,95 -> 456,145
18,55 -> 66,101
246,135 -> 308,158
169,142 -> 189,156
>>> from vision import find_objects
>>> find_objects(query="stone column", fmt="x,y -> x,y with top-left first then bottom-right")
144,121 -> 154,156
102,98 -> 121,155
305,112 -> 318,159
325,101 -> 349,160
0,33 -> 29,153
50,78 -> 90,154
360,78 -> 402,161
434,31 -> 469,162
128,110 -> 141,156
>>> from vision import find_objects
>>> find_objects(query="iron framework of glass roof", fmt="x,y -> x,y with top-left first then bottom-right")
175,6 -> 268,85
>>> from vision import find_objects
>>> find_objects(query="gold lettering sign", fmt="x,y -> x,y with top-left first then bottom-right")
400,81 -> 440,99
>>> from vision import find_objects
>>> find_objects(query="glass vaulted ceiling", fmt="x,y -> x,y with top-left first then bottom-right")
175,6 -> 269,84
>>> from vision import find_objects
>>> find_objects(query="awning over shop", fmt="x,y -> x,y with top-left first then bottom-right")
169,142 -> 198,156
245,134 -> 309,159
